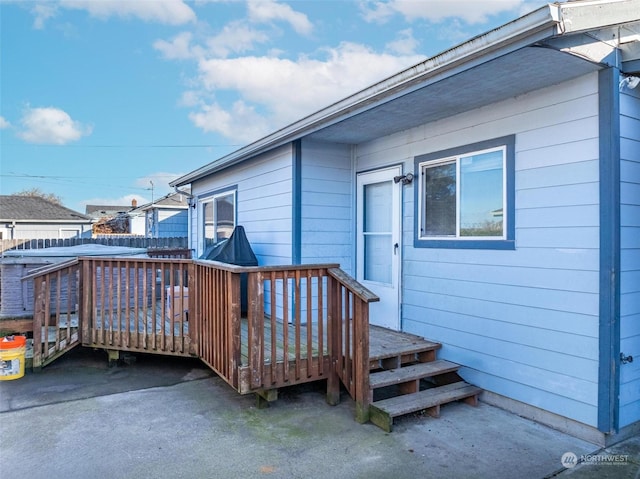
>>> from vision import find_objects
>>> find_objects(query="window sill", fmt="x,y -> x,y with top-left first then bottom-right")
414,238 -> 515,250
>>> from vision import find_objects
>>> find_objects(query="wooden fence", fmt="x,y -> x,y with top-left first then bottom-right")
1,236 -> 188,254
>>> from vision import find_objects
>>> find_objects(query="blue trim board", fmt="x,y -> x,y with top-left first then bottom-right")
292,140 -> 302,265
597,67 -> 621,434
413,135 -> 515,250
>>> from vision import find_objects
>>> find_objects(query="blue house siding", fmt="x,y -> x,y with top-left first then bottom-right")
619,86 -> 640,429
356,73 -> 602,427
190,144 -> 294,265
300,139 -> 353,274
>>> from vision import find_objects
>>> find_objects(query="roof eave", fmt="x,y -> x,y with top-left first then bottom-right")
171,0 -> 639,188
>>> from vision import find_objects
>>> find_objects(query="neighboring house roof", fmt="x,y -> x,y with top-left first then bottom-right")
0,195 -> 92,223
171,0 -> 640,188
129,191 -> 190,214
85,204 -> 131,219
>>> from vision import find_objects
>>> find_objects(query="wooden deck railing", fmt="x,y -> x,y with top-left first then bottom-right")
30,257 -> 379,416
80,257 -> 195,356
26,259 -> 82,368
328,267 -> 379,422
193,261 -> 341,394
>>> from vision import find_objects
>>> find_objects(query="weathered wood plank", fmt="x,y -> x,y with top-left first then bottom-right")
369,360 -> 460,389
371,382 -> 482,419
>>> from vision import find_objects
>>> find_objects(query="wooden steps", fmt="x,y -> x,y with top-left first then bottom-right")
366,326 -> 481,432
369,360 -> 460,389
370,382 -> 483,432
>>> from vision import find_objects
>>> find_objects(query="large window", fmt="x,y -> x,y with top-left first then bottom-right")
415,136 -> 514,250
201,189 -> 236,252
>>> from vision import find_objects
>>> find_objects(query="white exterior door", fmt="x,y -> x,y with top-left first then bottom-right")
356,166 -> 402,330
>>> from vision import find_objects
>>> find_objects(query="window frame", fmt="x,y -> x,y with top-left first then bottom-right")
198,186 -> 237,255
414,135 -> 515,250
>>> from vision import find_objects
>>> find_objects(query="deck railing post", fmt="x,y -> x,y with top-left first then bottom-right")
228,270 -> 242,389
247,270 -> 264,390
353,298 -> 371,423
326,274 -> 341,406
75,263 -> 84,344
80,259 -> 92,345
32,277 -> 44,370
187,261 -> 198,356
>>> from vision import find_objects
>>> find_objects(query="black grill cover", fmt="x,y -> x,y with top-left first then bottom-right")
199,225 -> 258,266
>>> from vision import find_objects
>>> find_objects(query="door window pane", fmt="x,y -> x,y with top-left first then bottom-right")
363,180 -> 392,284
203,201 -> 215,249
364,235 -> 392,284
364,181 -> 392,233
202,191 -> 236,252
214,194 -> 235,241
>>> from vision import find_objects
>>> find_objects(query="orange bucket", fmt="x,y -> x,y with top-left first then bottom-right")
0,335 -> 27,380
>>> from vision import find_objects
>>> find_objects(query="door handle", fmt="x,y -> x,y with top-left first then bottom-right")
394,243 -> 399,254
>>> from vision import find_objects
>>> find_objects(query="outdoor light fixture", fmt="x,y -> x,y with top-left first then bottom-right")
393,172 -> 414,185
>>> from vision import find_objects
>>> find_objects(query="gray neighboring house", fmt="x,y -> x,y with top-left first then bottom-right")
128,191 -> 189,238
0,195 -> 93,240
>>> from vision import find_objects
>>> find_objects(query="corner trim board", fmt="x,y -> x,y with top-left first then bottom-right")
597,66 -> 621,434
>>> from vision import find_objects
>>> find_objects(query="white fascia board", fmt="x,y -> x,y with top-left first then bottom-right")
542,19 -> 640,69
622,41 -> 640,71
558,0 -> 640,34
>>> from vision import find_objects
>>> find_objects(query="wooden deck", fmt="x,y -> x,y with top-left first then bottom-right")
25,256 -> 482,431
89,303 -> 329,367
28,257 -> 378,421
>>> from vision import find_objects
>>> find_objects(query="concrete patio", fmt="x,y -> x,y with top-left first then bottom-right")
0,348 -> 637,479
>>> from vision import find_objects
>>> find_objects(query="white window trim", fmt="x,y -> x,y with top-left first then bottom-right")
198,189 -> 237,255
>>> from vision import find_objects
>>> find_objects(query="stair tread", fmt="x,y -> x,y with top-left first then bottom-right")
369,338 -> 441,361
370,381 -> 482,418
369,360 -> 460,389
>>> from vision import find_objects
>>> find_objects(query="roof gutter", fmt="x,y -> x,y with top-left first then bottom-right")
171,2 -> 576,187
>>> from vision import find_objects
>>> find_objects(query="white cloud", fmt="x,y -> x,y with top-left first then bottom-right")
386,28 -> 419,55
361,0 -> 523,25
206,21 -> 271,58
18,107 -> 92,145
30,4 -> 58,29
189,42 -> 423,142
154,32 -> 203,60
189,101 -> 271,143
56,0 -> 196,26
154,21 -> 273,60
247,0 -> 313,35
0,116 -> 10,129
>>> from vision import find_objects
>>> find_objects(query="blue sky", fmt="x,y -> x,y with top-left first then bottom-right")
1,0 -> 542,213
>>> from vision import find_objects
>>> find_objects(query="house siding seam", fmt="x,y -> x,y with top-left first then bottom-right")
357,73 -> 601,427
619,81 -> 640,429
